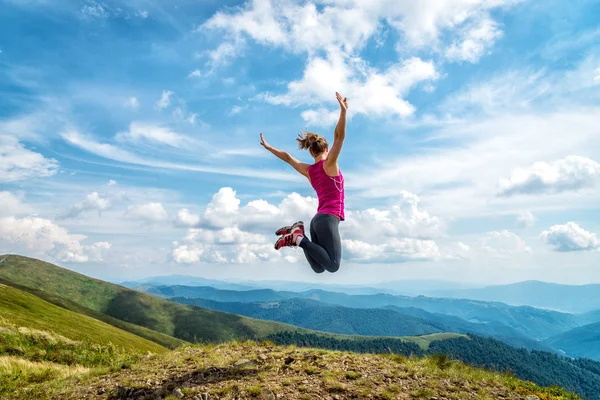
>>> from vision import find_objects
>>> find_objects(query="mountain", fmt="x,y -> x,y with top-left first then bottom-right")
544,322 -> 600,361
142,285 -> 297,302
145,284 -> 582,340
0,283 -> 166,354
434,280 -> 600,313
0,255 -> 309,345
171,297 -> 452,337
300,289 -> 581,340
120,274 -> 257,291
171,296 -> 554,352
384,305 -> 556,352
21,341 -> 584,400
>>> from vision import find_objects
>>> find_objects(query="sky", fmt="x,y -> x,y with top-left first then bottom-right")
1,0 -> 599,286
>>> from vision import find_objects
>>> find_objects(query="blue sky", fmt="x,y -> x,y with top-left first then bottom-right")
1,0 -> 599,285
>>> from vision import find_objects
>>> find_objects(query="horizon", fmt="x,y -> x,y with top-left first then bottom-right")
1,0 -> 599,285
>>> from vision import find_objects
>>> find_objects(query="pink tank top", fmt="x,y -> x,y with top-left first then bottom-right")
308,159 -> 345,221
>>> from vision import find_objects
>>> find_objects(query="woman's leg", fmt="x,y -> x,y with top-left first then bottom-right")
301,217 -> 325,273
299,213 -> 342,273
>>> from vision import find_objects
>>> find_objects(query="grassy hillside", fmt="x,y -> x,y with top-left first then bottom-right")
0,255 -> 310,345
0,283 -> 165,354
544,322 -> 600,361
29,341 -> 580,400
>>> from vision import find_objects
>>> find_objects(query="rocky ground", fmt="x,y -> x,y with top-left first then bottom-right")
31,341 -> 576,400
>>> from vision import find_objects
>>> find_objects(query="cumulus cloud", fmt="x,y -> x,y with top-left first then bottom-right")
200,0 -> 515,119
172,187 -> 447,264
0,216 -> 110,262
0,136 -> 59,182
175,208 -> 202,227
540,222 -> 599,252
498,155 -> 600,197
342,191 -> 445,240
125,202 -> 168,223
342,238 -> 443,263
479,230 -> 531,257
0,191 -> 31,217
260,53 -> 439,121
517,211 -> 536,228
155,90 -> 174,109
59,192 -> 111,219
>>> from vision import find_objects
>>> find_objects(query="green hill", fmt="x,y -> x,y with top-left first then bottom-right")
0,283 -> 165,355
544,322 -> 600,361
0,255 -> 307,345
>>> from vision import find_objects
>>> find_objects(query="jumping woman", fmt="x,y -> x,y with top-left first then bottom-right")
260,92 -> 348,274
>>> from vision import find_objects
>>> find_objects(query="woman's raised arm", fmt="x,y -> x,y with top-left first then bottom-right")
260,133 -> 310,178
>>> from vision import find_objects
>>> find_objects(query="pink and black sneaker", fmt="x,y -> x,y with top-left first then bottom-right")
274,227 -> 304,250
275,221 -> 305,236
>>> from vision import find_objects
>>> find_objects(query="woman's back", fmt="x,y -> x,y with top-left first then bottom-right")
308,159 -> 345,221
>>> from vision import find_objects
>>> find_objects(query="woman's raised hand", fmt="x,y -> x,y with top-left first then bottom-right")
336,92 -> 348,111
260,133 -> 271,150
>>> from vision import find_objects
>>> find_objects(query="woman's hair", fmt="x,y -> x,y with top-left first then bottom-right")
297,131 -> 328,156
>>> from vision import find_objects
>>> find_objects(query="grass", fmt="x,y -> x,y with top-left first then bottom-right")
34,340 -> 578,400
0,356 -> 90,398
0,283 -> 167,354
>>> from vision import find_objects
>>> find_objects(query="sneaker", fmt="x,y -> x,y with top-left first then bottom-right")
274,227 -> 304,250
275,221 -> 304,236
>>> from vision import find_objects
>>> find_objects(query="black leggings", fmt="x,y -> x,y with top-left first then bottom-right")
299,213 -> 342,273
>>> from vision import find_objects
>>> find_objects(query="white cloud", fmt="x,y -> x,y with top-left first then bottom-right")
155,90 -> 174,110
445,15 -> 503,63
0,216 -> 110,262
175,208 -> 201,227
60,192 -> 111,219
301,108 -> 341,128
201,0 -> 516,118
540,222 -> 599,252
81,3 -> 108,19
229,105 -> 246,115
517,211 -> 536,228
342,238 -> 442,263
342,191 -> 445,241
115,122 -> 195,148
479,230 -> 531,258
0,191 -> 31,217
0,136 -> 59,182
498,155 -> 600,197
107,179 -> 117,186
125,202 -> 168,223
61,130 -> 296,181
124,97 -> 139,109
261,53 -> 438,119
172,187 -> 447,265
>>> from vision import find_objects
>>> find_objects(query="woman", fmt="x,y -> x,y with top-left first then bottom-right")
260,92 -> 348,274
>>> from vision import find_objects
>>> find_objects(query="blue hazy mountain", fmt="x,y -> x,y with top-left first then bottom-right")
544,322 -> 600,361
432,280 -> 600,313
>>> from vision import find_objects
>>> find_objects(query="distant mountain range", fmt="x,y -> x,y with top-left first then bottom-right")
124,275 -> 600,313
432,280 -> 600,313
140,284 -> 594,340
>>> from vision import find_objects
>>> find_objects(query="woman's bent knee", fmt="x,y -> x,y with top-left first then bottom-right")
325,262 -> 340,273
